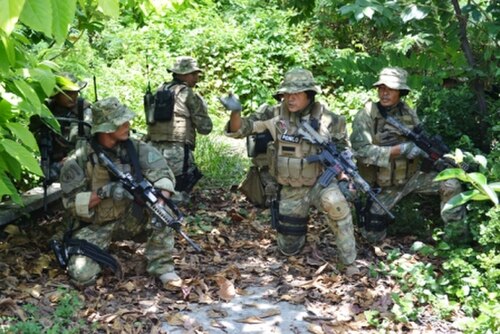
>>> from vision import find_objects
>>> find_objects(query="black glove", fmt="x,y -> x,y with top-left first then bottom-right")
338,180 -> 356,202
400,142 -> 427,159
219,93 -> 242,112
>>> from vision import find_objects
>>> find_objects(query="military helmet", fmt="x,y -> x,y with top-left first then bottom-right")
373,67 -> 411,91
91,97 -> 135,134
276,68 -> 321,95
168,56 -> 202,75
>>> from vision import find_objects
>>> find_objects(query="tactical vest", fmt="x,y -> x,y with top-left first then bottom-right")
358,101 -> 420,187
78,142 -> 136,224
147,83 -> 195,146
268,102 -> 324,187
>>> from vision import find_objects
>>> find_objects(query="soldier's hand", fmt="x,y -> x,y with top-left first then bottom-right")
338,180 -> 356,202
97,182 -> 134,201
400,142 -> 427,159
218,93 -> 242,112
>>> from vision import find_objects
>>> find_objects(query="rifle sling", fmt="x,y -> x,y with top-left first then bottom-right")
77,98 -> 84,137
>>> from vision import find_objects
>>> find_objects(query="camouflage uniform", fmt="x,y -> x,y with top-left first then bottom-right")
350,67 -> 465,243
59,97 -> 177,286
225,69 -> 356,265
239,103 -> 280,207
147,56 -> 213,200
30,74 -> 92,182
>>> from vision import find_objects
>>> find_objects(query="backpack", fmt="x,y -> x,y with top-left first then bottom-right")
144,82 -> 176,124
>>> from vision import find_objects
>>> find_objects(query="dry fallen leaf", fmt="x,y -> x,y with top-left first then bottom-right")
214,275 -> 236,301
235,315 -> 263,324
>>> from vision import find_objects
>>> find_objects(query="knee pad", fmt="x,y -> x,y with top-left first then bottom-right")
321,188 -> 350,220
67,255 -> 101,285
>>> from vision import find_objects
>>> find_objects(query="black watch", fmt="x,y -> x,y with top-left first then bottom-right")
96,188 -> 106,200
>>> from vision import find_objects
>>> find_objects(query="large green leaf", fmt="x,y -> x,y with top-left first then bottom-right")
19,0 -> 52,36
6,122 -> 38,151
434,168 -> 467,182
14,78 -> 42,111
0,99 -> 13,123
0,171 -> 21,205
0,139 -> 43,176
442,190 -> 487,212
30,67 -> 56,97
99,0 -> 120,18
50,0 -> 76,44
0,31 -> 16,66
0,0 -> 26,35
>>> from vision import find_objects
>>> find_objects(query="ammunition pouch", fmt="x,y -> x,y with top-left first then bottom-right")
175,166 -> 203,193
276,215 -> 308,236
247,131 -> 273,158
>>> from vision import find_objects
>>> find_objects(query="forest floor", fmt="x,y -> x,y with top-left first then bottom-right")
0,187 -> 465,333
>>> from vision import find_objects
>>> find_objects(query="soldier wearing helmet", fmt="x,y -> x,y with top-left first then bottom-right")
58,97 -> 180,287
30,73 -> 92,183
146,56 -> 213,203
220,68 -> 357,266
350,67 -> 465,243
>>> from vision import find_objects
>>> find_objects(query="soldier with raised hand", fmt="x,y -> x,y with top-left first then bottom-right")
350,67 -> 466,243
220,68 -> 357,266
58,97 -> 180,287
146,56 -> 213,203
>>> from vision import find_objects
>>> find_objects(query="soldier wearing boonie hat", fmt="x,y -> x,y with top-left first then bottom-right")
58,96 -> 181,288
220,68 -> 357,267
146,56 -> 213,204
350,67 -> 466,244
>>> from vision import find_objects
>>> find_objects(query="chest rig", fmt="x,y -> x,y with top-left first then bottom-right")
86,139 -> 140,223
269,102 -> 323,187
362,102 -> 420,187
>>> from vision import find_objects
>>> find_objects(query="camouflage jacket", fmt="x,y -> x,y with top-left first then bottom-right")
60,138 -> 175,223
350,100 -> 420,168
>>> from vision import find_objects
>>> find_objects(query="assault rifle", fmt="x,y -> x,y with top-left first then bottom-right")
298,122 -> 395,220
383,116 -> 470,172
96,151 -> 203,253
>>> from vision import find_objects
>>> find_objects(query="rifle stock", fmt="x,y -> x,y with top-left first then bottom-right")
299,122 -> 395,220
96,152 -> 202,253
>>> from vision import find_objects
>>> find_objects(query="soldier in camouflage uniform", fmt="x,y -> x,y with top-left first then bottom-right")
30,73 -> 92,182
350,67 -> 465,243
59,97 -> 180,287
221,69 -> 356,265
146,56 -> 213,203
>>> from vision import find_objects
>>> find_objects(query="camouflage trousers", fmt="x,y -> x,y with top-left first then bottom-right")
67,209 -> 175,286
276,182 -> 356,265
362,171 -> 465,243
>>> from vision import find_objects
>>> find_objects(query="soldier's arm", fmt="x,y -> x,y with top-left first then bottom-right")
350,104 -> 392,168
137,140 -> 176,195
186,88 -> 213,135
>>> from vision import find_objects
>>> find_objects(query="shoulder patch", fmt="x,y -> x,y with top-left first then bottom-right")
60,159 -> 85,193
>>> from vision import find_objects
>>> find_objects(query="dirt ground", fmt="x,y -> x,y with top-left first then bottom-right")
0,188 -> 464,333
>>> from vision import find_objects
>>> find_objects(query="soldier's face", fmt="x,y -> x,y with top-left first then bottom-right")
284,92 -> 309,112
55,90 -> 79,108
180,72 -> 200,87
377,85 -> 400,107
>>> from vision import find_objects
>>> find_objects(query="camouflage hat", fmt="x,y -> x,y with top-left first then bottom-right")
91,97 -> 135,134
276,68 -> 321,95
51,72 -> 88,96
168,56 -> 202,75
373,67 -> 411,91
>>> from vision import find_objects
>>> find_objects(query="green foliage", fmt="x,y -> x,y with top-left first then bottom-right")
1,289 -> 84,333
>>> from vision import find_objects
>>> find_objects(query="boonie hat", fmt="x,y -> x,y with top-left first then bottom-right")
168,56 -> 202,75
373,67 -> 411,91
91,97 -> 135,134
275,68 -> 321,95
51,73 -> 87,97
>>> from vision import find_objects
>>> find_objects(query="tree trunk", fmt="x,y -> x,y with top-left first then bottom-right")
451,0 -> 489,152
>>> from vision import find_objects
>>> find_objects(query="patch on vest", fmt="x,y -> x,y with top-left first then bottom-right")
148,151 -> 163,164
280,134 -> 300,143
